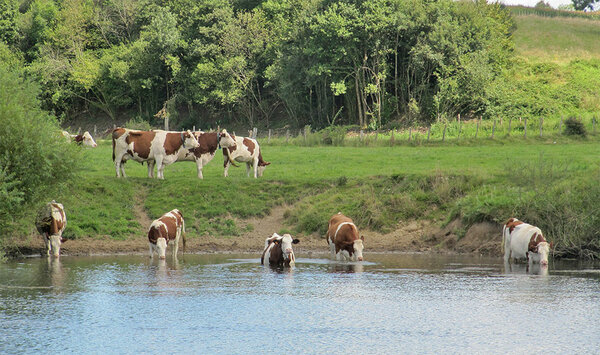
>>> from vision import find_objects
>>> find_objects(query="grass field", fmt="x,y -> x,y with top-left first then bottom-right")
28,136 -> 598,259
513,15 -> 600,62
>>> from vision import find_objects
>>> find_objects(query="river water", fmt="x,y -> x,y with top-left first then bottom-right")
1,253 -> 599,354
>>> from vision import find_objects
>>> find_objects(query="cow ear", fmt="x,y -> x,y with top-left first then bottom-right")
292,239 -> 300,244
61,237 -> 67,243
360,235 -> 365,241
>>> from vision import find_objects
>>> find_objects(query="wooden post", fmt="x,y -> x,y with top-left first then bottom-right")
217,125 -> 220,133
457,114 -> 461,139
94,125 -> 97,137
360,130 -> 364,142
390,129 -> 395,145
492,119 -> 496,139
408,127 -> 412,142
268,129 -> 272,143
427,126 -> 431,142
508,117 -> 512,136
253,127 -> 258,139
475,118 -> 480,138
559,116 -> 563,134
539,117 -> 543,138
78,127 -> 81,134
286,129 -> 290,143
303,127 -> 307,143
233,131 -> 236,136
164,117 -> 169,131
524,118 -> 527,138
442,123 -> 447,142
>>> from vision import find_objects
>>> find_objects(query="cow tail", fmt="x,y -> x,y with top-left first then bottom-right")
112,135 -> 115,162
501,224 -> 507,254
181,219 -> 186,254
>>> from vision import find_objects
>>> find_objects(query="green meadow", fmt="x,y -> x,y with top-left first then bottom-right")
31,136 -> 598,259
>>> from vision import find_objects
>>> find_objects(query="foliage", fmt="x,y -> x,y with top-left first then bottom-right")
0,65 -> 80,234
572,0 -> 599,11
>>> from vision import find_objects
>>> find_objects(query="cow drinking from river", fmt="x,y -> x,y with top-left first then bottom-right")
35,201 -> 67,257
148,209 -> 186,259
261,233 -> 300,267
326,213 -> 365,262
502,218 -> 552,266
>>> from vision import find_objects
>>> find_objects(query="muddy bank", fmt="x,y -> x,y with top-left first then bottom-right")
4,209 -> 503,258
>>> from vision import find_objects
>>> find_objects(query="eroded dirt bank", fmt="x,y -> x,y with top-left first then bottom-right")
5,205 -> 503,258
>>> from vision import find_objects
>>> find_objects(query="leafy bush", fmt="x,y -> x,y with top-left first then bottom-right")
124,116 -> 155,131
564,116 -> 587,137
0,65 -> 80,234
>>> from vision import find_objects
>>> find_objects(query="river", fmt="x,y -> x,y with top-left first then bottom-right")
1,253 -> 599,354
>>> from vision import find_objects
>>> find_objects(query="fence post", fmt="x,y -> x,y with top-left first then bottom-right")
427,126 -> 431,142
475,118 -> 480,138
360,130 -> 364,142
524,118 -> 527,138
303,126 -> 307,143
442,123 -> 447,142
253,127 -> 258,139
164,117 -> 169,131
559,116 -> 563,134
457,114 -> 461,139
286,129 -> 290,144
94,125 -> 97,138
408,127 -> 412,142
268,129 -> 272,143
491,119 -> 496,139
390,129 -> 395,145
508,117 -> 512,136
193,125 -> 196,132
78,127 -> 81,134
539,117 -> 543,138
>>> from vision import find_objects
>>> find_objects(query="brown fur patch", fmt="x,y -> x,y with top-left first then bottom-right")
192,132 -> 219,157
164,132 -> 185,155
126,131 -> 156,159
148,210 -> 183,245
505,218 -> 524,234
243,138 -> 255,155
528,232 -> 547,253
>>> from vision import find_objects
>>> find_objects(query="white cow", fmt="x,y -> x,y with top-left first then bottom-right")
223,135 -> 270,178
62,131 -> 97,147
503,218 -> 552,266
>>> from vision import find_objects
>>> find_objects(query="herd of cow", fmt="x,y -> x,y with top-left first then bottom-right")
37,127 -> 553,267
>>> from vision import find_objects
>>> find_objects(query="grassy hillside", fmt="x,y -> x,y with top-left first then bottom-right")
5,136 -> 599,258
513,14 -> 600,62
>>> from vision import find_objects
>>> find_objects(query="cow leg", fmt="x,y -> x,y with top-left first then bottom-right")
224,161 -> 230,177
246,163 -> 251,177
147,160 -> 155,178
196,159 -> 204,179
155,156 -> 165,179
149,243 -> 154,258
44,234 -> 51,256
252,158 -> 259,178
115,154 -> 125,178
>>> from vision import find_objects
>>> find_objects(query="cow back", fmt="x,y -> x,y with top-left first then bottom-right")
192,132 -> 219,157
126,131 -> 156,159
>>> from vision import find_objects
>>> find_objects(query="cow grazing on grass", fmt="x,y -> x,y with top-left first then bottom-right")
112,128 -> 199,179
222,134 -> 270,178
261,233 -> 300,267
326,213 -> 365,261
503,218 -> 552,266
175,129 -> 237,179
62,130 -> 97,147
148,209 -> 186,259
35,201 -> 67,257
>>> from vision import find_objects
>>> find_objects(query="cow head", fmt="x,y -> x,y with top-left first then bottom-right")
258,160 -> 271,177
280,234 -> 300,263
217,129 -> 236,149
81,131 -> 98,147
534,242 -> 550,266
154,238 -> 168,259
182,130 -> 200,149
353,236 -> 365,261
48,234 -> 63,257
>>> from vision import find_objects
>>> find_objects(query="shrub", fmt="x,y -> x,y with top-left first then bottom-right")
563,116 -> 587,137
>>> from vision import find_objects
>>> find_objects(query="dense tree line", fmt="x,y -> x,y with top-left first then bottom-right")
1,0 -> 514,129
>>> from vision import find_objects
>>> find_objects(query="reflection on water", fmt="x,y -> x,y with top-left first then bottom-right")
1,253 -> 599,354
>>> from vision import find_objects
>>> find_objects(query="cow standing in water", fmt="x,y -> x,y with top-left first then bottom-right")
148,209 -> 186,259
175,129 -> 237,179
112,128 -> 199,179
62,131 -> 98,147
261,233 -> 300,267
35,201 -> 67,257
222,134 -> 270,178
503,218 -> 552,266
326,213 -> 365,261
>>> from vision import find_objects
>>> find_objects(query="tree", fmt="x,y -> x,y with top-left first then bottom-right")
572,0 -> 598,11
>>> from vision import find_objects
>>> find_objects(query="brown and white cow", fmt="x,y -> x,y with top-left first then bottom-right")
175,129 -> 237,179
261,233 -> 300,267
223,135 -> 270,178
326,212 -> 365,261
35,201 -> 67,257
148,209 -> 186,259
503,218 -> 552,266
62,130 -> 97,147
112,128 -> 199,179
